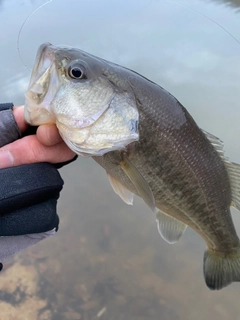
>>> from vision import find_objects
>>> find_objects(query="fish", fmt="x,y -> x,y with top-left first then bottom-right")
24,42 -> 240,290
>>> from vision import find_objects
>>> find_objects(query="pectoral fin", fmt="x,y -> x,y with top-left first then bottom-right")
107,173 -> 134,205
120,154 -> 155,212
156,209 -> 187,244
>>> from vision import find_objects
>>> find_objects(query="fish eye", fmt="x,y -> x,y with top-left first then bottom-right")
68,64 -> 87,80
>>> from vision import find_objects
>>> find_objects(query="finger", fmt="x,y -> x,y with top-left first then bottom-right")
12,106 -> 28,132
37,124 -> 63,146
0,135 -> 76,169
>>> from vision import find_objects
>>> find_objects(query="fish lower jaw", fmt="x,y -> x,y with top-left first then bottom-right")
61,133 -> 139,157
24,106 -> 55,126
56,119 -> 139,156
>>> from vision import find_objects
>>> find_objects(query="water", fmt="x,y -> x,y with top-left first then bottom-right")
0,0 -> 240,319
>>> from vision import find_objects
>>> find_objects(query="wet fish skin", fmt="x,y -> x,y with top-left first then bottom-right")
25,43 -> 240,290
94,72 -> 235,248
93,78 -> 240,290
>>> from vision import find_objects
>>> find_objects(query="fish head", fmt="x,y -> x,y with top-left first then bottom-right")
25,43 -> 139,156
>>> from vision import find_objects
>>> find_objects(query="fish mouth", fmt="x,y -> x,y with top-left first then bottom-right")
24,43 -> 59,125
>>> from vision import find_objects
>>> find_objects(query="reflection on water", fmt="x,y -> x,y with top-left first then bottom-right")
0,0 -> 240,319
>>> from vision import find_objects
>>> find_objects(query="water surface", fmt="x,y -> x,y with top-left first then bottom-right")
0,0 -> 240,319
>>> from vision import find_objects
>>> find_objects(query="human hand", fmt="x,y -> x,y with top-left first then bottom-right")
0,103 -> 73,268
0,106 -> 76,169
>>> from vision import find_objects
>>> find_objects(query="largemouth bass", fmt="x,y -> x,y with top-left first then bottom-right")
25,43 -> 240,290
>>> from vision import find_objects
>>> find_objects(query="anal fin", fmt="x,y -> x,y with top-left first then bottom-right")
156,209 -> 187,244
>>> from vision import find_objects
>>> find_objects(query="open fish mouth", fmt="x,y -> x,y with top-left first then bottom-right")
24,43 -> 60,125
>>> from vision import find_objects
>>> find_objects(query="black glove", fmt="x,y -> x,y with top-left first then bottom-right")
0,163 -> 63,266
0,103 -> 74,268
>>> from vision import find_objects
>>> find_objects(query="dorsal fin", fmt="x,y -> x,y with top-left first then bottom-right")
156,209 -> 187,244
202,129 -> 240,211
202,130 -> 225,159
224,161 -> 240,211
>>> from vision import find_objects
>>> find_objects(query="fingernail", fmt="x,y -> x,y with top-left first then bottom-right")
0,150 -> 14,168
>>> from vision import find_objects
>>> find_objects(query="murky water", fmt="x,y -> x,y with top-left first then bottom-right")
0,0 -> 240,319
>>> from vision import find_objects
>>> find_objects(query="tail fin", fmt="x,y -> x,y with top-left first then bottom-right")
204,249 -> 240,290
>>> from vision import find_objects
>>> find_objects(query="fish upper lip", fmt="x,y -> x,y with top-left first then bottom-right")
24,43 -> 60,125
28,43 -> 60,88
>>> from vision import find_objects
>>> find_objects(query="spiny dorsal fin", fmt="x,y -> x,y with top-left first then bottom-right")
202,129 -> 240,211
155,209 -> 187,244
107,173 -> 134,205
120,154 -> 155,212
